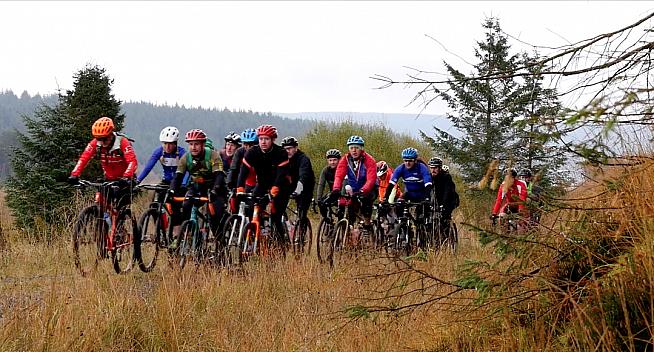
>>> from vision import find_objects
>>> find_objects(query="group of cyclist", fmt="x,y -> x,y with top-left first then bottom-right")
67,115 -> 541,257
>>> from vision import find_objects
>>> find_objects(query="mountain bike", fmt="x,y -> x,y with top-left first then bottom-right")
315,198 -> 338,264
326,194 -> 375,267
240,194 -> 287,261
287,194 -> 313,256
387,199 -> 430,256
135,183 -> 177,272
171,193 -> 220,269
432,204 -> 458,254
222,192 -> 254,265
72,179 -> 140,276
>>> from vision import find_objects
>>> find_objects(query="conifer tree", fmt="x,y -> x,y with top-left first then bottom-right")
5,65 -> 123,234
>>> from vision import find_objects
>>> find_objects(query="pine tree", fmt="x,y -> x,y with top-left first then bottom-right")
5,65 -> 123,235
422,18 -> 523,183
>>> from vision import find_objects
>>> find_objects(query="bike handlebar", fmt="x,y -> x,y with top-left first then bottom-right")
74,179 -> 119,189
134,183 -> 169,191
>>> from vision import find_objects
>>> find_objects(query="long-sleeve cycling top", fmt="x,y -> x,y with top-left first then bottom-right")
170,149 -> 223,192
316,166 -> 336,200
237,144 -> 290,191
389,162 -> 432,200
432,171 -> 456,211
492,178 -> 528,215
333,151 -> 377,195
137,145 -> 186,183
71,134 -> 138,180
220,149 -> 234,170
227,147 -> 253,190
288,150 -> 315,195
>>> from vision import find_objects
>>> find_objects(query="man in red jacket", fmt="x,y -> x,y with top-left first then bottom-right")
68,117 -> 138,210
327,135 -> 378,225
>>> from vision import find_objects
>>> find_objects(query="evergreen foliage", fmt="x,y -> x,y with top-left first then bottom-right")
5,65 -> 122,233
422,18 -> 565,184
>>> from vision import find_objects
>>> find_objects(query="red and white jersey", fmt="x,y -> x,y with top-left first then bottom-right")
492,178 -> 528,215
71,134 -> 138,180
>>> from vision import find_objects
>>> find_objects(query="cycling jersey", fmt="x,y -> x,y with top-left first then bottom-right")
389,162 -> 432,201
174,149 -> 223,188
492,179 -> 528,215
237,144 -> 290,193
432,171 -> 457,212
220,149 -> 234,170
316,165 -> 336,200
71,133 -> 138,180
333,151 -> 377,195
227,147 -> 255,190
377,166 -> 402,202
137,145 -> 186,183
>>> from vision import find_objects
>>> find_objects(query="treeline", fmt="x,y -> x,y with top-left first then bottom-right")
0,91 -> 315,180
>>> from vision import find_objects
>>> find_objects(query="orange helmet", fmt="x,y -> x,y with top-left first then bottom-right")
92,117 -> 114,138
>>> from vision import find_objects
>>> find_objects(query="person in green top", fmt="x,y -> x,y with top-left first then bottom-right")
169,129 -> 227,237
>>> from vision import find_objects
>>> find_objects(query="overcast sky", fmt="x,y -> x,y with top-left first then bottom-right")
1,1 -> 652,115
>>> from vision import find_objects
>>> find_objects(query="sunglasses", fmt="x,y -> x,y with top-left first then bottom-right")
403,159 -> 416,163
97,136 -> 111,142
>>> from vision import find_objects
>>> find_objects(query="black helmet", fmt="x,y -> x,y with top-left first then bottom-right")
428,157 -> 443,167
518,168 -> 532,177
325,148 -> 341,159
224,131 -> 242,146
281,136 -> 299,148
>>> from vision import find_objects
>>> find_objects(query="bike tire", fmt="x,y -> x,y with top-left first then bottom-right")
137,208 -> 162,273
222,215 -> 243,266
328,220 -> 349,268
241,222 -> 257,260
292,218 -> 312,256
446,222 -> 459,254
176,220 -> 195,269
316,219 -> 333,264
72,205 -> 105,276
395,224 -> 411,257
112,208 -> 139,274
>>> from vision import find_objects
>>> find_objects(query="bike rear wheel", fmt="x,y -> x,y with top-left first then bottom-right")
112,209 -> 139,274
72,205 -> 106,276
137,207 -> 162,272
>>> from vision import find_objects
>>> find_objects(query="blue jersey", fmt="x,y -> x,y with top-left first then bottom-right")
137,145 -> 187,183
390,162 -> 432,200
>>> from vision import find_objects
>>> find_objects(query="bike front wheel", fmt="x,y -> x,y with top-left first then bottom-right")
72,205 -> 106,276
176,220 -> 196,269
137,207 -> 163,272
292,218 -> 313,257
316,219 -> 333,264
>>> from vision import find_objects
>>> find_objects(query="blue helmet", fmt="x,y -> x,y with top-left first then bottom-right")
401,147 -> 418,160
240,128 -> 258,143
346,135 -> 365,147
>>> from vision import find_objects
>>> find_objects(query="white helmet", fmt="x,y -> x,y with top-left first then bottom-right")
159,126 -> 180,143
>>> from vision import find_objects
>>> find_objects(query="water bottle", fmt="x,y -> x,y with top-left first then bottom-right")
103,212 -> 112,228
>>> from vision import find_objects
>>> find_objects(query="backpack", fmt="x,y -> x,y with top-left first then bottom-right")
186,146 -> 214,172
96,132 -> 134,159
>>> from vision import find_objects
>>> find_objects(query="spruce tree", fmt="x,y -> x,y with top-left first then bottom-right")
422,18 -> 523,183
5,65 -> 123,235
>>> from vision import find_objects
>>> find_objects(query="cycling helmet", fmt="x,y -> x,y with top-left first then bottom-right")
281,136 -> 299,148
92,117 -> 114,138
185,129 -> 207,142
346,135 -> 365,147
325,148 -> 341,159
240,128 -> 258,143
401,147 -> 418,160
224,131 -> 242,146
376,161 -> 389,177
159,126 -> 180,143
504,168 -> 518,177
256,124 -> 278,139
442,165 -> 450,172
428,157 -> 443,167
518,168 -> 533,177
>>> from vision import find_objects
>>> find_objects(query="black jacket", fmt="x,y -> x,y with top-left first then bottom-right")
288,150 -> 315,196
432,171 -> 456,212
237,144 -> 290,192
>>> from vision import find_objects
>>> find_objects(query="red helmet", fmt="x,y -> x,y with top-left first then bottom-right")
256,124 -> 278,139
185,129 -> 207,142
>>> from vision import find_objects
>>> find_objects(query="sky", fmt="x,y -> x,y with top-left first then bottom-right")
1,1 -> 653,116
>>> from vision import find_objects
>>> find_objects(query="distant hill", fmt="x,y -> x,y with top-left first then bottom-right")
277,111 -> 458,139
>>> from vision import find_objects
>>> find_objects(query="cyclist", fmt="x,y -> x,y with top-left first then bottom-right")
68,117 -> 138,210
315,148 -> 341,202
227,128 -> 258,192
236,124 -> 292,242
327,135 -> 378,227
376,160 -> 402,203
428,157 -> 458,235
518,168 -> 543,226
382,148 -> 432,223
282,136 -> 315,217
491,167 -> 528,223
220,131 -> 241,170
169,129 -> 227,240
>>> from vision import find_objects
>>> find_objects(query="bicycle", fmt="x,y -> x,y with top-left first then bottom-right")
432,204 -> 458,254
287,194 -> 313,257
315,198 -> 338,264
171,193 -> 222,269
326,194 -> 375,267
386,199 -> 430,257
72,179 -> 140,276
239,193 -> 287,261
222,192 -> 254,265
134,183 -> 175,272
